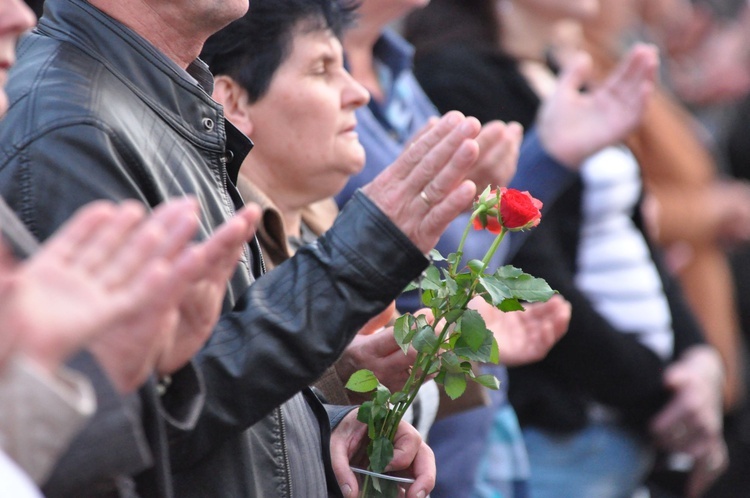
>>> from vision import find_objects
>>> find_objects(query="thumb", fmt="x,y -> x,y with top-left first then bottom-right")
663,362 -> 691,391
557,50 -> 593,94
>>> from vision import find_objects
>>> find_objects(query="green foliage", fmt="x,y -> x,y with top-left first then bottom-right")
369,436 -> 394,474
346,369 -> 379,393
346,201 -> 555,481
444,372 -> 468,400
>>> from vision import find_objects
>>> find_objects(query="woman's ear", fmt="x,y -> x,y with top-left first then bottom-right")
213,75 -> 254,136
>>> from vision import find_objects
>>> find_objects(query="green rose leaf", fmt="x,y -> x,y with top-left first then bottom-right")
458,309 -> 489,352
421,265 -> 443,291
490,337 -> 500,364
501,274 -> 556,303
499,298 -> 525,312
356,401 -> 373,425
374,384 -> 391,405
346,369 -> 379,393
403,280 -> 419,293
369,436 -> 394,474
494,265 -> 524,279
443,309 -> 464,325
434,370 -> 446,385
454,332 -> 495,363
393,314 -> 416,354
412,325 -> 438,354
479,275 -> 513,305
429,249 -> 446,262
441,269 -> 458,295
474,374 -> 501,390
444,372 -> 468,400
440,350 -> 462,374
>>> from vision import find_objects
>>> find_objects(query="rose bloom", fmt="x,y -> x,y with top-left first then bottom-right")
473,188 -> 543,233
499,188 -> 542,231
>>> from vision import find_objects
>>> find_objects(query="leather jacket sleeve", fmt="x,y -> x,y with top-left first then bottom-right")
168,191 -> 428,469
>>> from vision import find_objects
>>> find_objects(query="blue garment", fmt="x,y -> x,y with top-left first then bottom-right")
337,29 -> 568,498
429,366 -> 530,498
522,422 -> 653,498
336,29 -> 504,313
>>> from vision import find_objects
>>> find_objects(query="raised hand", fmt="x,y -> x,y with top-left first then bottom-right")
537,43 -> 658,168
154,204 -> 261,376
362,111 -> 481,254
0,199 -> 196,381
471,294 -> 571,367
471,120 -> 523,191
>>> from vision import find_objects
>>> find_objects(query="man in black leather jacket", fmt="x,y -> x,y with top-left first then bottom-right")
0,0 -> 483,496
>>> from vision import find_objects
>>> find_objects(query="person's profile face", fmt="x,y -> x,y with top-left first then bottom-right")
242,25 -> 370,204
0,0 -> 36,114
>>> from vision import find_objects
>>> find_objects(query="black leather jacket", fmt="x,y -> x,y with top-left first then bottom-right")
0,0 -> 428,496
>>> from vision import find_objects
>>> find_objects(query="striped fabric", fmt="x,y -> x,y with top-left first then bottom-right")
575,146 -> 674,360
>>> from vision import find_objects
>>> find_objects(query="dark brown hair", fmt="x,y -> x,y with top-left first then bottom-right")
404,0 -> 501,57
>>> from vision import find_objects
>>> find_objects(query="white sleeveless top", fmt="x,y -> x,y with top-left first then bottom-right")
574,146 -> 674,361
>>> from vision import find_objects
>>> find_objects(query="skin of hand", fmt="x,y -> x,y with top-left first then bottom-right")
0,199 -> 194,379
470,294 -> 571,367
361,111 -> 481,254
357,300 -> 397,336
710,180 -> 750,247
336,328 -> 419,400
685,438 -> 729,498
649,345 -> 726,496
537,43 -> 658,169
331,409 -> 435,498
470,120 -> 523,191
89,200 -> 260,393
154,204 -> 261,376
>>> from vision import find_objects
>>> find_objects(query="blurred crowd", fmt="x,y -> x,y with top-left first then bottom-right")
3,0 -> 750,497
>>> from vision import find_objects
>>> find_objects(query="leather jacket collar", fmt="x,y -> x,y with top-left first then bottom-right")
37,0 -> 253,179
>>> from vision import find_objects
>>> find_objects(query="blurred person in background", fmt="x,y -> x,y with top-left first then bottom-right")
337,1 -> 658,497
406,0 -> 726,496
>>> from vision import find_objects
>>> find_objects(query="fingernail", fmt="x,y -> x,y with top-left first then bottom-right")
417,491 -> 426,498
341,484 -> 352,497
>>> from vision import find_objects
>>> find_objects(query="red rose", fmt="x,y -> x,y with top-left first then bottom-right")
472,210 -> 503,234
498,188 -> 542,231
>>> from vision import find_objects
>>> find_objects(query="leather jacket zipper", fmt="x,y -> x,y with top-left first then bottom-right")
220,152 -> 254,269
278,407 -> 294,497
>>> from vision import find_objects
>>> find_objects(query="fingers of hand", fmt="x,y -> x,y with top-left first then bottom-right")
74,201 -> 146,272
416,123 -> 480,206
387,421 -> 423,472
331,411 -> 365,498
145,198 -> 201,259
407,442 -> 436,498
413,180 -> 477,254
41,201 -> 118,264
387,111 -> 468,182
